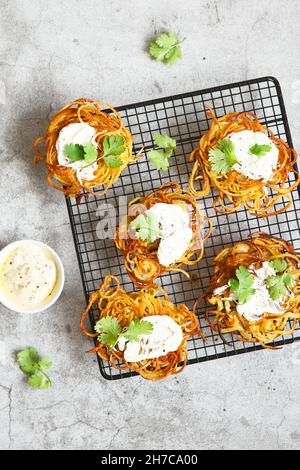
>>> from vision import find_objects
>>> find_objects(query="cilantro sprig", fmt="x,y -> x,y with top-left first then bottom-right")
249,144 -> 272,157
229,265 -> 256,304
17,347 -> 53,389
102,135 -> 125,168
64,142 -> 98,164
64,134 -> 125,169
94,316 -> 153,347
148,134 -> 176,171
129,213 -> 162,244
208,139 -> 238,175
149,32 -> 185,65
266,259 -> 294,300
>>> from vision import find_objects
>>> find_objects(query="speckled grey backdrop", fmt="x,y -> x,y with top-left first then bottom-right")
0,0 -> 300,451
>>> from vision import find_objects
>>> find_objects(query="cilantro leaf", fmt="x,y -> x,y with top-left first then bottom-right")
148,149 -> 172,171
17,347 -> 53,389
28,374 -> 51,389
148,133 -> 176,171
149,32 -> 185,65
154,134 -> 176,150
229,265 -> 255,304
130,213 -> 162,244
84,143 -> 98,163
103,155 -> 123,168
268,259 -> 288,273
208,139 -> 238,175
266,272 -> 294,301
94,316 -> 122,347
249,144 -> 272,157
121,318 -> 153,342
17,347 -> 39,375
103,135 -> 125,157
95,316 -> 154,348
64,143 -> 85,161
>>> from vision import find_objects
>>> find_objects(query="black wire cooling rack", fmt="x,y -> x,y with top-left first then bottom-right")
66,76 -> 300,380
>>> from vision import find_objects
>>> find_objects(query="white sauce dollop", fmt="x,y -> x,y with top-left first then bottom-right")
56,123 -> 98,183
0,244 -> 57,307
138,203 -> 193,267
229,130 -> 279,181
118,315 -> 183,362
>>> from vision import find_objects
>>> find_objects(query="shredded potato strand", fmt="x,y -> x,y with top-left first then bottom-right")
80,275 -> 201,380
34,98 -> 134,199
115,182 -> 213,287
204,233 -> 300,349
189,109 -> 300,217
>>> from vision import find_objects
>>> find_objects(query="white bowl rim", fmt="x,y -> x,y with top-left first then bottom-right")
0,239 -> 65,314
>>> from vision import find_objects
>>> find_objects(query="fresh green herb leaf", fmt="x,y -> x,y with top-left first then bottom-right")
121,318 -> 153,342
249,144 -> 272,157
28,373 -> 51,389
130,213 -> 162,244
149,32 -> 185,65
17,347 -> 40,375
148,133 -> 176,171
94,316 -> 122,347
208,139 -> 238,175
84,143 -> 98,163
103,135 -> 125,157
266,272 -> 294,301
148,149 -> 172,171
64,143 -> 85,161
229,265 -> 256,304
17,347 -> 53,389
268,259 -> 288,273
101,135 -> 125,168
95,316 -> 153,347
103,155 -> 123,168
154,134 -> 176,150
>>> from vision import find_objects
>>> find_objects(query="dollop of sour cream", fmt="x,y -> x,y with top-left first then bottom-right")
141,203 -> 193,267
0,244 -> 57,308
214,262 -> 284,322
229,130 -> 279,181
56,123 -> 98,182
118,315 -> 183,362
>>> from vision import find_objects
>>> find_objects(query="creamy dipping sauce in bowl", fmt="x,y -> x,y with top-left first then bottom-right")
0,240 -> 65,313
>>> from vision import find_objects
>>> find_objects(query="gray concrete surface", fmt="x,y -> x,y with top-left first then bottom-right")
0,0 -> 300,450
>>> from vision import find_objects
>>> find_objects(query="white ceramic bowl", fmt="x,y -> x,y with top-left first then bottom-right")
0,240 -> 65,314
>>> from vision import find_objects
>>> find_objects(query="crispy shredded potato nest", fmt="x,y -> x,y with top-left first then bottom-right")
34,98 -> 135,200
189,109 -> 300,217
80,275 -> 201,380
114,182 -> 213,287
203,233 -> 300,349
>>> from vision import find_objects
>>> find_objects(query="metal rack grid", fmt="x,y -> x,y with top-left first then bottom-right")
66,76 -> 300,380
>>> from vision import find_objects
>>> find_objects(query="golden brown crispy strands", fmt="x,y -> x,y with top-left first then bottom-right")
189,109 -> 300,217
34,98 -> 135,199
204,234 -> 300,349
115,182 -> 213,287
80,275 -> 201,381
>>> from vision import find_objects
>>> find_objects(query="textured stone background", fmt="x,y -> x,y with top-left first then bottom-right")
0,0 -> 300,450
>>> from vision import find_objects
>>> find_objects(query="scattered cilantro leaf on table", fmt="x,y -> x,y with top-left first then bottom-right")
208,139 -> 238,175
17,347 -> 53,389
149,32 -> 185,65
148,134 -> 176,171
229,265 -> 256,304
249,144 -> 272,157
94,316 -> 153,347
